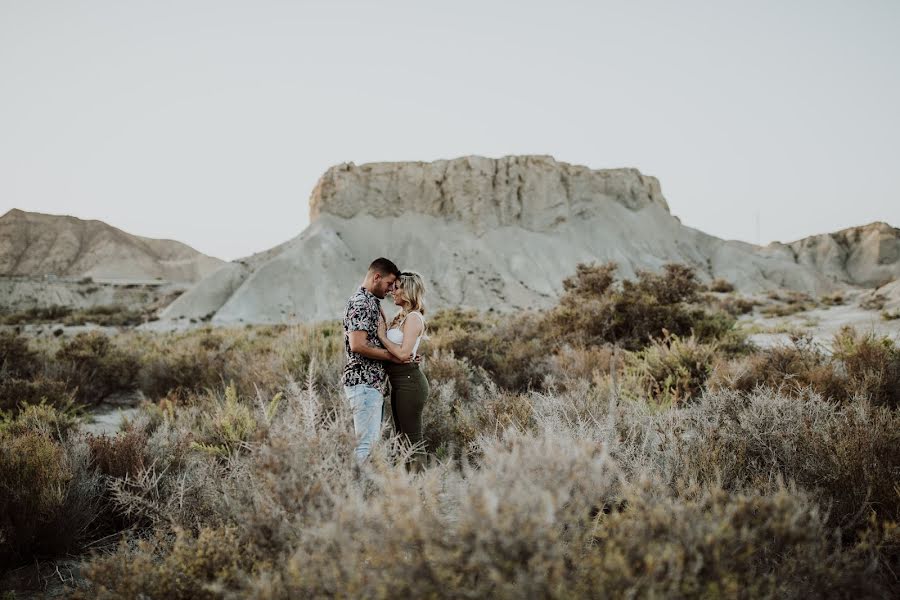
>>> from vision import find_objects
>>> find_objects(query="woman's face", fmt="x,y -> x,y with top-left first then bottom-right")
391,283 -> 408,307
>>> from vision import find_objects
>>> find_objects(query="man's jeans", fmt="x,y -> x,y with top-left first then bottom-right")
344,384 -> 384,462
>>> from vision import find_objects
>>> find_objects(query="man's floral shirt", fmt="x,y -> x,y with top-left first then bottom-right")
341,286 -> 387,391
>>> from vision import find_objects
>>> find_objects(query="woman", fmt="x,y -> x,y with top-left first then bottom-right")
377,271 -> 429,470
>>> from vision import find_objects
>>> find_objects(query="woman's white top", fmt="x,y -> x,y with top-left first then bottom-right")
386,311 -> 424,357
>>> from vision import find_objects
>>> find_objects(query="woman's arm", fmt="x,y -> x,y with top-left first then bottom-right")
378,313 -> 423,361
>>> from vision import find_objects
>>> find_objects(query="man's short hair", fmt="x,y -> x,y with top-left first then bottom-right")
368,257 -> 401,278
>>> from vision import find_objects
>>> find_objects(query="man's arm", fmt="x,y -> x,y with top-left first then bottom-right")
348,330 -> 397,362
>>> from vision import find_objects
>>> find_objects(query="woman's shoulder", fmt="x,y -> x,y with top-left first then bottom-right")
403,311 -> 425,328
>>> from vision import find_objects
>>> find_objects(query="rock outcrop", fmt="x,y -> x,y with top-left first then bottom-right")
309,156 -> 669,232
768,222 -> 900,288
0,209 -> 224,283
162,155 -> 851,325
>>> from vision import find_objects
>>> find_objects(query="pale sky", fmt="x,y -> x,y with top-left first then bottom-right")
1,1 -> 898,261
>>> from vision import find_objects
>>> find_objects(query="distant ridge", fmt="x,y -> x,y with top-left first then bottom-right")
0,209 -> 224,283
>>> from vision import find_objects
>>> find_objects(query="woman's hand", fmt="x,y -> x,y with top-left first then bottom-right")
377,315 -> 387,343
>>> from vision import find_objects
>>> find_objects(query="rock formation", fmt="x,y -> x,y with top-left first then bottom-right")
161,155 -> 852,325
0,209 -> 224,283
766,222 -> 900,288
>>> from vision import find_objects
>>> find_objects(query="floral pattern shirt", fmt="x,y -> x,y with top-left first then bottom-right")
341,286 -> 387,391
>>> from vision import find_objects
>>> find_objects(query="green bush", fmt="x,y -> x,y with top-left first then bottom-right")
712,328 -> 900,407
0,305 -> 73,325
832,326 -> 900,408
709,334 -> 846,400
0,402 -> 81,442
626,334 -> 719,404
708,277 -> 735,293
0,406 -> 103,568
188,383 -> 266,457
548,262 -> 739,351
0,331 -> 42,379
430,312 -> 551,392
54,332 -> 140,404
0,376 -> 73,413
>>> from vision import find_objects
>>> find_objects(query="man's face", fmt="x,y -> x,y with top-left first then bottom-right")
372,273 -> 398,299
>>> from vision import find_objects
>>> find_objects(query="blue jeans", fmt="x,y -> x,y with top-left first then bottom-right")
344,384 -> 384,462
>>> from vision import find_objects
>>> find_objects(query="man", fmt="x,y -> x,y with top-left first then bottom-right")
342,257 -> 405,461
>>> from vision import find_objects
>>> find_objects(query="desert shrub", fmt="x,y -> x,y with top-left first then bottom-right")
708,277 -> 735,293
421,350 -> 489,402
256,430 -> 616,599
54,332 -> 140,405
63,370 -> 900,598
0,402 -> 81,442
860,293 -> 887,311
133,325 -> 329,402
761,303 -> 809,317
832,326 -> 900,408
714,294 -> 758,316
422,383 -> 535,459
0,409 -> 104,567
712,328 -> 900,407
426,307 -> 489,335
549,344 -> 623,389
576,482 -> 893,598
709,334 -> 847,400
670,388 -> 900,532
761,291 -> 816,317
0,331 -> 42,378
0,431 -> 70,565
625,334 -> 720,404
135,330 -> 230,399
76,527 -> 252,600
188,383 -> 271,458
66,305 -> 147,327
548,262 -> 738,351
276,321 -> 344,392
0,305 -> 73,325
87,430 -> 148,480
821,291 -> 846,306
430,312 -> 551,392
0,376 -> 73,413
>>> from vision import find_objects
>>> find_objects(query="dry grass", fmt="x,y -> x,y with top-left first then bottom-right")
2,263 -> 899,596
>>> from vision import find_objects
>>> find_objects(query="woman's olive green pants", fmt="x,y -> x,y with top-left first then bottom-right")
385,362 -> 429,454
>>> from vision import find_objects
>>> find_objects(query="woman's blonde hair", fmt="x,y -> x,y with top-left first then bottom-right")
390,271 -> 427,333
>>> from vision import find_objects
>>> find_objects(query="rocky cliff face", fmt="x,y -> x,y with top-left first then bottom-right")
309,155 -> 669,232
0,209 -> 224,283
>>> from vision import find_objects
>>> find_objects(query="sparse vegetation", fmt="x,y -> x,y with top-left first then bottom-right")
0,304 -> 149,326
708,277 -> 735,293
760,290 -> 816,317
820,291 -> 846,306
860,292 -> 887,311
2,262 -> 899,597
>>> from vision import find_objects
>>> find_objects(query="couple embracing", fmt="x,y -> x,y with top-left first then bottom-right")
341,257 -> 430,470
